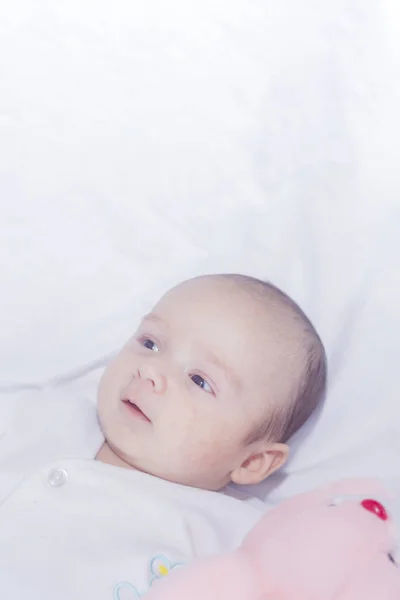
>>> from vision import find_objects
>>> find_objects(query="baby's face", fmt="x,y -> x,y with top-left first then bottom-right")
97,276 -> 288,489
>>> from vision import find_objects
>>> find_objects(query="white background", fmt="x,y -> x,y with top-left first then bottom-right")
0,0 -> 399,504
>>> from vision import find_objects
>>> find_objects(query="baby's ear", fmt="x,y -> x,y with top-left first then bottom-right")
230,443 -> 289,486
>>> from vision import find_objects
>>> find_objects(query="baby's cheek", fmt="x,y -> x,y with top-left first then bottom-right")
100,354 -> 132,394
183,417 -> 240,464
162,394 -> 241,462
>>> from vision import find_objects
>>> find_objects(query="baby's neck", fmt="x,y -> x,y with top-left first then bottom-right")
95,441 -> 136,471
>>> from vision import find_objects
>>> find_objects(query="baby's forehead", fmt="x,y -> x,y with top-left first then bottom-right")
158,276 -> 293,331
155,277 -> 260,326
152,277 -> 299,364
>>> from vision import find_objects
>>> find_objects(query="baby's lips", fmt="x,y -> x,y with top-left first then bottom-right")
121,392 -> 152,422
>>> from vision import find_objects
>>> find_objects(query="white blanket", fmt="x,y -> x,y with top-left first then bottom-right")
0,0 -> 399,512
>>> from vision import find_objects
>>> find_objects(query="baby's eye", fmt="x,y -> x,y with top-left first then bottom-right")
191,374 -> 213,394
141,338 -> 160,352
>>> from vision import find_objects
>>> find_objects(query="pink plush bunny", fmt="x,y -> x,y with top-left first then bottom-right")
145,479 -> 400,600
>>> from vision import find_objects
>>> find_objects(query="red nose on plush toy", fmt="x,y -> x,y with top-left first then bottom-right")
361,499 -> 388,521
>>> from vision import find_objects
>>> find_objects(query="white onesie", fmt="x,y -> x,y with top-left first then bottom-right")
0,385 -> 264,600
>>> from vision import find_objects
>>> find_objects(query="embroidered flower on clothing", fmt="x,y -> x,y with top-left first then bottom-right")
114,554 -> 184,599
149,554 -> 183,586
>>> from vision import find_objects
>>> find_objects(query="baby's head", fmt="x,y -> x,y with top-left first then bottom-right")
97,274 -> 327,490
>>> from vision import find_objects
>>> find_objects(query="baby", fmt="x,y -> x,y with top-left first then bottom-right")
0,273 -> 326,600
97,273 -> 326,489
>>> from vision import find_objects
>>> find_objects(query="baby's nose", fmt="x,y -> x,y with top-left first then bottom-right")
137,364 -> 166,394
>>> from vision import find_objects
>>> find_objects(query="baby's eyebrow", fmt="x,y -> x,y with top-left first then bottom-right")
141,313 -> 164,325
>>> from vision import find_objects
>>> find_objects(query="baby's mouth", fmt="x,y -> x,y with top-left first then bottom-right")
122,398 -> 151,423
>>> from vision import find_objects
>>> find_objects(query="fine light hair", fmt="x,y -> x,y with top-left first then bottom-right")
217,274 -> 328,444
